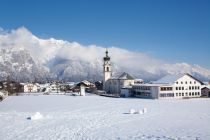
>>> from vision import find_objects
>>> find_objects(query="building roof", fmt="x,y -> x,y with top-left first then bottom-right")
118,72 -> 134,80
103,50 -> 110,61
133,83 -> 171,87
110,72 -> 134,80
153,73 -> 204,84
153,74 -> 184,84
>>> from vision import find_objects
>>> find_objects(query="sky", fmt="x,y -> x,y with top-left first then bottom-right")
0,0 -> 210,69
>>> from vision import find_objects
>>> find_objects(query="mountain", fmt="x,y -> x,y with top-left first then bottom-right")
0,27 -> 210,82
0,48 -> 55,82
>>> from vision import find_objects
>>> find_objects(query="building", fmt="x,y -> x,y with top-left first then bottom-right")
132,73 -> 203,99
105,72 -> 134,94
103,50 -> 135,95
23,83 -> 40,93
0,90 -> 8,101
103,50 -> 112,91
49,82 -> 61,93
201,82 -> 210,97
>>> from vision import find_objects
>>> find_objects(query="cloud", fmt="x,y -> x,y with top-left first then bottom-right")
0,27 -> 210,80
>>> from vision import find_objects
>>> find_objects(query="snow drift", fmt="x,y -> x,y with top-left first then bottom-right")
27,112 -> 43,120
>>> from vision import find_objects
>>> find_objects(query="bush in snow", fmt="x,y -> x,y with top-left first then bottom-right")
129,109 -> 135,114
27,112 -> 43,120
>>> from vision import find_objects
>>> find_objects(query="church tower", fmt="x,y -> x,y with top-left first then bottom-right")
103,49 -> 112,90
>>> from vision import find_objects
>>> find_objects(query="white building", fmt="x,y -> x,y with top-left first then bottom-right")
23,83 -> 40,93
103,50 -> 112,91
105,72 -> 135,94
103,50 -> 135,95
132,73 -> 203,99
0,91 -> 8,101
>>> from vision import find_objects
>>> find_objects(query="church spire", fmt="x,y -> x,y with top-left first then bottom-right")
103,48 -> 112,91
104,49 -> 110,61
105,48 -> 108,57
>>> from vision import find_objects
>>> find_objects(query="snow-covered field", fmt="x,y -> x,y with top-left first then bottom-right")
0,95 -> 210,140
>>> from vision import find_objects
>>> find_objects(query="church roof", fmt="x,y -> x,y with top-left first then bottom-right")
103,49 -> 110,61
118,72 -> 134,80
109,72 -> 134,80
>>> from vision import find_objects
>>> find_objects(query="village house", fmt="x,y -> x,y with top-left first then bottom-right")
23,83 -> 40,93
49,82 -> 61,93
0,90 -> 8,101
132,73 -> 204,99
201,82 -> 210,97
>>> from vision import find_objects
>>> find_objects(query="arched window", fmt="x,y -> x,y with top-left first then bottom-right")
106,67 -> 109,71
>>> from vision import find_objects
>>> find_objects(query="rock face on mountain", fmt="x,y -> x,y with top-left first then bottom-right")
0,27 -> 210,82
0,48 -> 54,82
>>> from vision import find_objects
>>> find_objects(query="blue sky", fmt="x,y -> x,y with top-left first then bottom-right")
0,0 -> 210,68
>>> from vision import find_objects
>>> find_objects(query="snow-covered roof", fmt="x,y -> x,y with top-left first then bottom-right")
110,72 -> 134,80
152,73 -> 204,84
202,84 -> 210,89
39,83 -> 50,88
153,74 -> 185,84
135,79 -> 143,81
133,83 -> 171,87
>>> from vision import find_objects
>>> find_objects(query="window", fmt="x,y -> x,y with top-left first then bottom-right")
192,92 -> 194,96
161,87 -> 172,91
179,93 -> 181,96
194,81 -> 196,84
182,93 -> 184,96
185,81 -> 187,84
198,86 -> 200,89
106,67 -> 109,71
179,87 -> 181,90
176,93 -> 178,96
182,87 -> 184,90
195,92 -> 197,96
167,87 -> 172,90
176,82 -> 178,84
160,93 -> 174,97
185,92 -> 188,96
198,92 -> 200,96
181,81 -> 183,84
176,87 -> 178,90
192,86 -> 194,90
189,92 -> 191,96
189,86 -> 191,90
190,81 -> 192,84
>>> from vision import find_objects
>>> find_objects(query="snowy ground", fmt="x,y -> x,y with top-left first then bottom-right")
0,95 -> 210,140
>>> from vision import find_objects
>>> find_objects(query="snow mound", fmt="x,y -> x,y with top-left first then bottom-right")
27,112 -> 43,120
129,108 -> 147,114
129,109 -> 135,114
136,110 -> 143,114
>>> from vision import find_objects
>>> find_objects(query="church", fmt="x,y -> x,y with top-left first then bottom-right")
103,50 -> 135,95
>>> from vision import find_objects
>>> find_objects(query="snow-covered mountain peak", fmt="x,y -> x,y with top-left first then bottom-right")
0,27 -> 210,82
